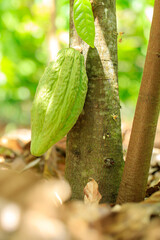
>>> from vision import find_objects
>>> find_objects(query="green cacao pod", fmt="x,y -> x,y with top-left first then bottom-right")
31,48 -> 88,156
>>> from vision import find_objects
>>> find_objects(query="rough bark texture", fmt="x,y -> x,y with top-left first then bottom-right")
65,0 -> 124,203
117,0 -> 160,204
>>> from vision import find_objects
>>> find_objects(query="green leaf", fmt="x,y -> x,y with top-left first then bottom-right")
73,0 -> 95,48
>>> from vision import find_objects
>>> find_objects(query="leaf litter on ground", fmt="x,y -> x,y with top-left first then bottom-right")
0,125 -> 159,239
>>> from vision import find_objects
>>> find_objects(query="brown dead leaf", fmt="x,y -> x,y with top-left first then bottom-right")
146,181 -> 160,197
143,219 -> 160,240
0,170 -> 40,203
0,169 -> 71,210
84,178 -> 102,205
9,212 -> 70,240
0,170 -> 72,240
20,158 -> 41,173
144,190 -> 160,203
60,201 -> 111,240
0,137 -> 23,154
92,203 -> 160,240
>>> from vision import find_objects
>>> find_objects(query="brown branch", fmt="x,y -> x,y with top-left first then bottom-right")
117,0 -> 160,204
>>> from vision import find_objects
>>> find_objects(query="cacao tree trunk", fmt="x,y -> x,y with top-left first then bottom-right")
117,0 -> 160,204
65,0 -> 124,203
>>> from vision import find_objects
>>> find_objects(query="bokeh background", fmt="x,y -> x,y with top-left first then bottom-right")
0,0 -> 154,133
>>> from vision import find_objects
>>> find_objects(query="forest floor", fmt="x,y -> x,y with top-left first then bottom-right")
0,120 -> 160,240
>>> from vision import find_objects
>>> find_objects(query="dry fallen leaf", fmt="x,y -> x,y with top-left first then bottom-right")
92,203 -> 160,240
146,181 -> 160,197
0,169 -> 72,240
20,158 -> 41,173
84,178 -> 102,205
0,125 -> 159,240
144,190 -> 160,203
143,219 -> 160,240
0,137 -> 23,154
60,201 -> 111,240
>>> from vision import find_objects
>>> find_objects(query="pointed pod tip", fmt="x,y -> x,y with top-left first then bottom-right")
30,142 -> 44,157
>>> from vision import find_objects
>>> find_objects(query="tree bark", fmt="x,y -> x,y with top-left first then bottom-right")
65,0 -> 124,203
117,0 -> 160,204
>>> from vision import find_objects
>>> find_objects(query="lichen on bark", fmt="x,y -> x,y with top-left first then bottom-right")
65,0 -> 124,203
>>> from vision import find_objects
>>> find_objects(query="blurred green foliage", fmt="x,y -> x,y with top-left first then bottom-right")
117,0 -> 154,105
0,0 -> 154,127
0,0 -> 69,126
